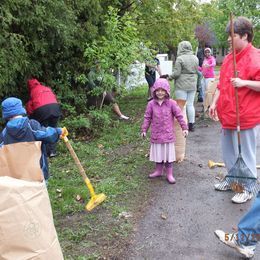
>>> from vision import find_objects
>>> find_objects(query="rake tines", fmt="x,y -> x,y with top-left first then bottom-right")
224,155 -> 259,196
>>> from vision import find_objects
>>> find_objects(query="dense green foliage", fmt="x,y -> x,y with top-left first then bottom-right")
1,1 -> 77,97
0,0 -> 259,107
79,7 -> 142,94
136,0 -> 202,52
201,0 -> 260,47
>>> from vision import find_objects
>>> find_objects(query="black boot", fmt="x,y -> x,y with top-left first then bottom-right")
188,123 -> 195,132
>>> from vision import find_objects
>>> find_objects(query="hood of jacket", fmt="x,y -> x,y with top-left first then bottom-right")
1,97 -> 26,119
5,117 -> 30,139
152,78 -> 170,99
27,78 -> 41,91
177,41 -> 193,56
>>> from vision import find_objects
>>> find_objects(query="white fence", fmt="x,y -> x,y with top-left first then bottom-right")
125,54 -> 173,89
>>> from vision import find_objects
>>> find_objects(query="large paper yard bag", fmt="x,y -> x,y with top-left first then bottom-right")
0,141 -> 43,181
0,141 -> 63,259
0,177 -> 64,260
174,100 -> 187,162
204,79 -> 218,113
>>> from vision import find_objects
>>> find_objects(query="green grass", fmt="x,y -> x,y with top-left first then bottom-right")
48,86 -> 152,259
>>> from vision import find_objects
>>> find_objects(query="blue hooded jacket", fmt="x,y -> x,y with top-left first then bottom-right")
0,117 -> 62,180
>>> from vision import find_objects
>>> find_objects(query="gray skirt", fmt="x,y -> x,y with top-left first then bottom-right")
149,142 -> 176,163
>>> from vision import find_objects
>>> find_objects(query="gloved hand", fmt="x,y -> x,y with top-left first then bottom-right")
60,127 -> 69,139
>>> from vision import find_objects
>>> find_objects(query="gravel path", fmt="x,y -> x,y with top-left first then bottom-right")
127,119 -> 260,260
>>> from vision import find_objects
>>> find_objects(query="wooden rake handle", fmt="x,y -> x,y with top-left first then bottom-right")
62,136 -> 96,197
230,13 -> 242,152
63,137 -> 87,180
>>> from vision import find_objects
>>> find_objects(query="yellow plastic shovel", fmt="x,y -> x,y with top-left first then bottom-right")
208,160 -> 260,169
61,128 -> 106,211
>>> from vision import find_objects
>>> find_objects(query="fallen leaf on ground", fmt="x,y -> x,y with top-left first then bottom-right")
98,144 -> 104,149
161,213 -> 167,220
76,194 -> 82,201
118,211 -> 133,219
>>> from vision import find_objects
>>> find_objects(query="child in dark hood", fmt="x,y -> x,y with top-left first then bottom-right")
0,97 -> 66,182
26,78 -> 62,157
141,78 -> 188,184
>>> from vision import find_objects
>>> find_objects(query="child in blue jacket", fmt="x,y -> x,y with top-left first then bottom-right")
0,97 -> 64,181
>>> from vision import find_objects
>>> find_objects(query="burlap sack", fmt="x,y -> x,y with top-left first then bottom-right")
0,142 -> 63,260
174,100 -> 187,162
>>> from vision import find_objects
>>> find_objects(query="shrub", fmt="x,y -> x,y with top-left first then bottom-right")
88,109 -> 112,133
61,114 -> 91,138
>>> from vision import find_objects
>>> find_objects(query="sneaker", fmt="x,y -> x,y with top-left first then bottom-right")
231,191 -> 253,204
214,180 -> 232,191
49,152 -> 57,158
214,230 -> 255,258
119,115 -> 129,120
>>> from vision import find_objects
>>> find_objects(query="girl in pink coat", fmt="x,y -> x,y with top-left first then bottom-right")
141,78 -> 188,184
199,48 -> 216,100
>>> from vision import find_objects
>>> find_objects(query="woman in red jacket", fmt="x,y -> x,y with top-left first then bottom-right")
209,17 -> 260,204
26,78 -> 62,157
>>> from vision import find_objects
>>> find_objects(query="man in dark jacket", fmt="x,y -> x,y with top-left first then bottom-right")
26,79 -> 62,157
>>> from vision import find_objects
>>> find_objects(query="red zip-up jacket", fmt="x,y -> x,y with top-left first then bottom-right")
26,79 -> 59,115
217,43 -> 260,129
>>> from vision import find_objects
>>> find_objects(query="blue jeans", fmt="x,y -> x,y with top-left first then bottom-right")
238,192 -> 260,246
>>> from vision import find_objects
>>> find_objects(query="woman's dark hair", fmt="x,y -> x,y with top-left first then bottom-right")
226,16 -> 254,42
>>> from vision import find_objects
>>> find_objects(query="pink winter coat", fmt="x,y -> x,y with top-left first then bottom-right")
141,78 -> 188,144
199,55 -> 216,78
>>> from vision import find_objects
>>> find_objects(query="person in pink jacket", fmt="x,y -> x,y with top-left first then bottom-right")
141,78 -> 188,184
199,48 -> 216,100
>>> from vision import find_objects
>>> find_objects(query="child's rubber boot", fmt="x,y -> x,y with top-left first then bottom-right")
166,166 -> 176,184
149,163 -> 163,178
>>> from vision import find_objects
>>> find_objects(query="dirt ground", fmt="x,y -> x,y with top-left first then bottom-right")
124,109 -> 260,259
